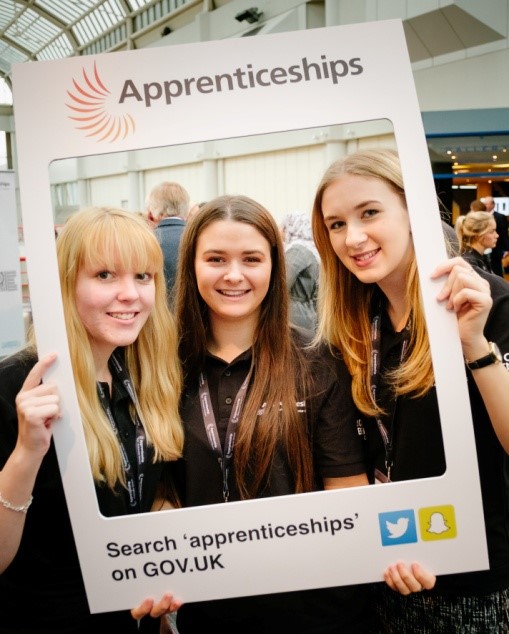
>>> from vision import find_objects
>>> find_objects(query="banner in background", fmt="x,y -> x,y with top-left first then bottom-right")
0,170 -> 24,357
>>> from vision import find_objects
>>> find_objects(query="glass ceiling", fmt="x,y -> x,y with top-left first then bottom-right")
0,0 -> 186,86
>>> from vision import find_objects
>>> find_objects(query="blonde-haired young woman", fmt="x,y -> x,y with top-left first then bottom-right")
0,207 -> 183,632
312,148 -> 509,632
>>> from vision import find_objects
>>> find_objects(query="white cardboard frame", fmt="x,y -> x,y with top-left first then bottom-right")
12,20 -> 488,613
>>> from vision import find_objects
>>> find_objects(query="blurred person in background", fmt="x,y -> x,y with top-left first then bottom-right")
280,211 -> 320,332
455,211 -> 498,274
481,196 -> 509,277
146,181 -> 191,304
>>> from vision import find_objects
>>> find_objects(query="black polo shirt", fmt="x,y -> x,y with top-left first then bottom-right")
174,337 -> 373,634
0,351 -> 161,632
176,340 -> 365,507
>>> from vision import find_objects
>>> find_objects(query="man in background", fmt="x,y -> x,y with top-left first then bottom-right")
481,195 -> 509,277
146,181 -> 190,303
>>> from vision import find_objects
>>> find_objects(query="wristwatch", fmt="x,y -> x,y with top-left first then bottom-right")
465,342 -> 502,370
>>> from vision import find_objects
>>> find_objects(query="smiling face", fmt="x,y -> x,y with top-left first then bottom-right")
321,173 -> 413,293
75,262 -> 155,362
194,219 -> 272,329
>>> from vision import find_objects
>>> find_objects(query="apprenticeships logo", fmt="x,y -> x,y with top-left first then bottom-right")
66,62 -> 136,143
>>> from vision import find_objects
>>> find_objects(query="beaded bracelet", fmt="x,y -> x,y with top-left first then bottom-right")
0,492 -> 33,514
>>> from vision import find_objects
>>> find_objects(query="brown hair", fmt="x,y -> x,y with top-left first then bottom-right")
469,199 -> 486,212
174,195 -> 313,498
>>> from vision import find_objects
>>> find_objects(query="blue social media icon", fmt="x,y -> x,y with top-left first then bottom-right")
378,509 -> 417,546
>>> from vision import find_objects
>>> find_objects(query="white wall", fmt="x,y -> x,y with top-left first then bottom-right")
414,47 -> 509,111
47,123 -> 395,223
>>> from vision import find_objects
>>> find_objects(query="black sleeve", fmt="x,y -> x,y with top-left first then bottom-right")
0,352 -> 36,466
306,343 -> 366,480
497,214 -> 509,252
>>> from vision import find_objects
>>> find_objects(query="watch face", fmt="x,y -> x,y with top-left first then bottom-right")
492,342 -> 503,363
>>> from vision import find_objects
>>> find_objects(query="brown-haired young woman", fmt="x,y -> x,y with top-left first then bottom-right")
172,194 -> 373,633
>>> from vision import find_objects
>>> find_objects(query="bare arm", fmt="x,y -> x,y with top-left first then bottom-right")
463,346 -> 509,451
432,257 -> 509,452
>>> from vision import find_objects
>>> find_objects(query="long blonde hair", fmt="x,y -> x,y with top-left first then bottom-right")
57,207 -> 183,487
311,149 -> 434,416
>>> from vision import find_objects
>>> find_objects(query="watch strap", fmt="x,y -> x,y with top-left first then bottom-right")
466,342 -> 501,370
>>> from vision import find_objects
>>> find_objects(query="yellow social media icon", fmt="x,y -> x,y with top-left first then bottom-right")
418,505 -> 457,542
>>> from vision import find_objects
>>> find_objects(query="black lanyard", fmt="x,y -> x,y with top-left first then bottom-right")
96,350 -> 148,510
198,368 -> 252,502
370,310 -> 411,482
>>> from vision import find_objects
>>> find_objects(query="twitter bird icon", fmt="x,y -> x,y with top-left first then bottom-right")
386,517 -> 409,538
379,510 -> 417,546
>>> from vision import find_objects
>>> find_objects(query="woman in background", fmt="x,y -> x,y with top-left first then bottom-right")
455,210 -> 498,274
280,211 -> 320,332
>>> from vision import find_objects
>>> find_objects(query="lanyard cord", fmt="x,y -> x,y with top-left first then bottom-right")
96,350 -> 148,510
198,367 -> 253,502
370,310 -> 411,482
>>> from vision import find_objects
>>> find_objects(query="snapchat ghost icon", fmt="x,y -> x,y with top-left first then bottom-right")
419,505 -> 457,542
